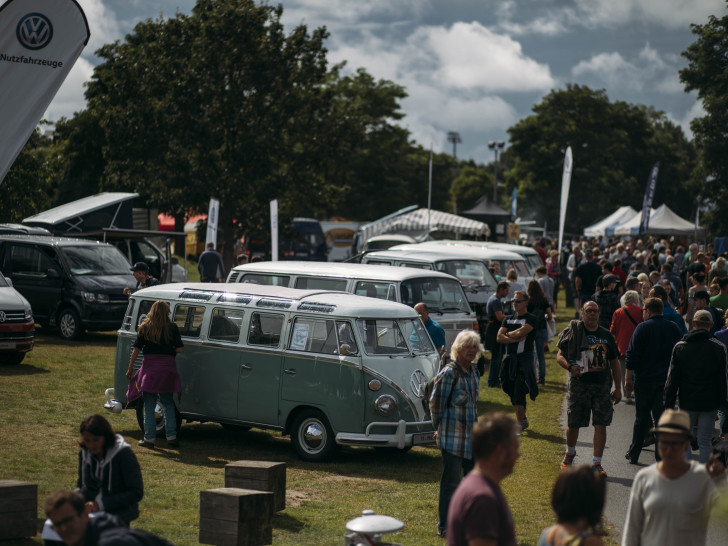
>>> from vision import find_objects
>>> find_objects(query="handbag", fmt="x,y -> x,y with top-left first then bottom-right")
126,368 -> 142,405
546,317 -> 557,342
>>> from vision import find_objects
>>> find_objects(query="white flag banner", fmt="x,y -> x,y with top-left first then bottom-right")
0,0 -> 90,185
205,197 -> 219,248
270,199 -> 279,261
557,147 -> 573,261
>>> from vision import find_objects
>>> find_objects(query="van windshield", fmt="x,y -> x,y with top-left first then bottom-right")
356,318 -> 434,355
435,260 -> 497,290
63,246 -> 132,276
399,278 -> 471,314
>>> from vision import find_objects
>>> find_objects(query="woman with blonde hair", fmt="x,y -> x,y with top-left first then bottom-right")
126,301 -> 183,449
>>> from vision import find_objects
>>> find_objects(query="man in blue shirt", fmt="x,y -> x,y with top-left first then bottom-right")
415,302 -> 446,358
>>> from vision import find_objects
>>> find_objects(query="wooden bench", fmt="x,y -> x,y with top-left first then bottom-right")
0,480 -> 37,540
199,488 -> 273,546
224,461 -> 286,512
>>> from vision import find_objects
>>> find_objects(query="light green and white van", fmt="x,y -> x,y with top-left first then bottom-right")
226,262 -> 477,351
106,283 -> 439,461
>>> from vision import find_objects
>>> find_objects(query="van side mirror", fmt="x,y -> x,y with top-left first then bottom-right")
46,268 -> 60,279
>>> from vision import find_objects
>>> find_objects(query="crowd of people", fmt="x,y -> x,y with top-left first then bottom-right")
429,235 -> 728,545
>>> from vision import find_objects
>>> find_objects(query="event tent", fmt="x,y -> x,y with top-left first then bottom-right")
583,206 -> 638,237
612,204 -> 703,237
358,207 -> 490,244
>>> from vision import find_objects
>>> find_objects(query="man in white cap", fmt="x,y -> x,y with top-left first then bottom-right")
664,309 -> 728,463
623,409 -> 726,546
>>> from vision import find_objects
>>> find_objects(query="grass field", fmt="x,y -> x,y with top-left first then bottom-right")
0,302 -> 583,545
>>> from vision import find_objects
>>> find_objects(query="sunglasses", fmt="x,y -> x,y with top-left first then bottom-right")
513,299 -> 528,304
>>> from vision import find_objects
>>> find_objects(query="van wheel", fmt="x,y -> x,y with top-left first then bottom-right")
58,309 -> 82,340
291,409 -> 337,462
136,397 -> 183,439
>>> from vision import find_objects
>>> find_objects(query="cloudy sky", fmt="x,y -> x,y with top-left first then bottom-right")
39,0 -> 727,164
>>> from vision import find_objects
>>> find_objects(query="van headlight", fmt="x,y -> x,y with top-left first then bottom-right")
82,292 -> 110,303
374,394 -> 397,416
24,308 -> 33,321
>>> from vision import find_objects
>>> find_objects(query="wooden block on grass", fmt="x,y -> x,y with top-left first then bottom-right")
224,461 -> 286,512
199,488 -> 274,546
0,480 -> 37,539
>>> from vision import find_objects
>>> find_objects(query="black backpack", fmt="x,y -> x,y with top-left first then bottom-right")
421,362 -> 457,420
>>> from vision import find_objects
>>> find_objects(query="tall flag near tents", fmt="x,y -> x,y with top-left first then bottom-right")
557,147 -> 573,260
639,162 -> 660,235
0,0 -> 90,185
511,187 -> 517,217
205,197 -> 220,248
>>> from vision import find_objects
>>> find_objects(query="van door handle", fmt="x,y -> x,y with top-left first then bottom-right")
241,364 -> 252,370
283,368 -> 296,375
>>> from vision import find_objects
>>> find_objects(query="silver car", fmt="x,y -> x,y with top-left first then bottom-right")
0,274 -> 34,365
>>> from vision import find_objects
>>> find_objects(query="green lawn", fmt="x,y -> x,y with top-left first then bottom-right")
0,302 -> 578,545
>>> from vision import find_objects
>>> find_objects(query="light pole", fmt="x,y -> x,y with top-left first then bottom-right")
448,132 -> 462,214
488,140 -> 505,204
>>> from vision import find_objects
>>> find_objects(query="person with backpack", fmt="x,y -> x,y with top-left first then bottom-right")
610,290 -> 643,402
429,330 -> 481,539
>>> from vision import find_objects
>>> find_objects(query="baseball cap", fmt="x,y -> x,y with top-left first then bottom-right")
693,309 -> 713,327
130,262 -> 149,273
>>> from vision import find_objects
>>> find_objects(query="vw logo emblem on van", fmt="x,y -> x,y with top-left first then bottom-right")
410,369 -> 428,399
17,13 -> 53,50
0,311 -> 6,323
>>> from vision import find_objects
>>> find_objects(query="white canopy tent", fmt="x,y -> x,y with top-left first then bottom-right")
583,206 -> 638,237
358,207 -> 490,244
612,204 -> 703,237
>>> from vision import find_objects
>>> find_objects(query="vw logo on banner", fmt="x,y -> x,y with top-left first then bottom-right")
17,13 -> 53,50
0,311 -> 7,323
410,369 -> 428,399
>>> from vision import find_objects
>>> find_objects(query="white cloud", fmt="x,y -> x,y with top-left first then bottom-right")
409,22 -> 555,92
42,57 -> 95,121
77,0 -> 122,54
666,99 -> 705,140
573,0 -> 725,29
571,43 -> 683,94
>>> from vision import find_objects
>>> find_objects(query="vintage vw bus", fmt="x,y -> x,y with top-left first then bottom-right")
106,283 -> 439,461
226,262 -> 476,351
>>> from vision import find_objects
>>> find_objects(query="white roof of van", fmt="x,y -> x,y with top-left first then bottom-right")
433,241 -> 539,256
379,243 -> 524,261
229,261 -> 461,282
132,282 -> 419,318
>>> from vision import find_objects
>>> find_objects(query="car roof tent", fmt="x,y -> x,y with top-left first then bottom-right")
22,192 -> 139,234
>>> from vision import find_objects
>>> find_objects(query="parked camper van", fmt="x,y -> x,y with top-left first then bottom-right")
226,262 -> 476,350
108,283 -> 439,461
422,241 -> 541,277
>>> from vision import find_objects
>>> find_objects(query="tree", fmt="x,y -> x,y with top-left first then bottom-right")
0,128 -> 54,222
450,162 -> 492,212
505,84 -> 697,232
680,11 -> 728,234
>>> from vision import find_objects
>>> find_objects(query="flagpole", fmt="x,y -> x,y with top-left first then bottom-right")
428,145 -> 433,235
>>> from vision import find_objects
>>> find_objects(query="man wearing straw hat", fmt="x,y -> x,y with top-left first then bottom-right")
622,409 -> 726,546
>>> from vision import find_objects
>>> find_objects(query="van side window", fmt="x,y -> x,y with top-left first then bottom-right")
336,321 -> 359,355
174,305 -> 205,337
294,277 -> 347,291
209,308 -> 244,342
240,274 -> 290,286
7,245 -> 56,276
248,313 -> 284,347
121,300 -> 135,331
356,319 -> 408,355
400,263 -> 432,270
289,318 -> 338,354
136,300 -> 154,330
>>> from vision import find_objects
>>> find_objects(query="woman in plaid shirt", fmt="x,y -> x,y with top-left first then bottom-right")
429,330 -> 481,538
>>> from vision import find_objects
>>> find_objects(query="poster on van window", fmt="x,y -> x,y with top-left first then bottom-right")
0,0 -> 90,185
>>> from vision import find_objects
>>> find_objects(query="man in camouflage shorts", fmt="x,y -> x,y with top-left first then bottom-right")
556,300 -> 622,476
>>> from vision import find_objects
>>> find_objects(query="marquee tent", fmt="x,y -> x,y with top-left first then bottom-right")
612,204 -> 703,237
583,206 -> 638,237
358,207 -> 490,244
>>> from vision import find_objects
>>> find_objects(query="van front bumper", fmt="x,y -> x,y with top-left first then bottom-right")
336,419 -> 435,449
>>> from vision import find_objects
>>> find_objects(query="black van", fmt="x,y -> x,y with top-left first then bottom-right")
0,235 -> 136,339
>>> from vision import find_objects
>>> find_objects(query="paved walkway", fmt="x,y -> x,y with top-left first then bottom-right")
558,383 -> 727,544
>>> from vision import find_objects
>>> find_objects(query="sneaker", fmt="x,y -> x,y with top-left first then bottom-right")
137,439 -> 155,449
560,452 -> 575,469
593,462 -> 607,477
625,451 -> 638,465
521,418 -> 530,431
437,527 -> 446,538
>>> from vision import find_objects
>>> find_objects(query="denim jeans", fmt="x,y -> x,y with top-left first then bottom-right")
687,410 -> 717,463
487,344 -> 502,387
142,391 -> 177,441
438,450 -> 474,532
534,329 -> 548,382
627,376 -> 665,462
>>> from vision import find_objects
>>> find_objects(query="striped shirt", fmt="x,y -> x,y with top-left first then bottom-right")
429,361 -> 479,459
